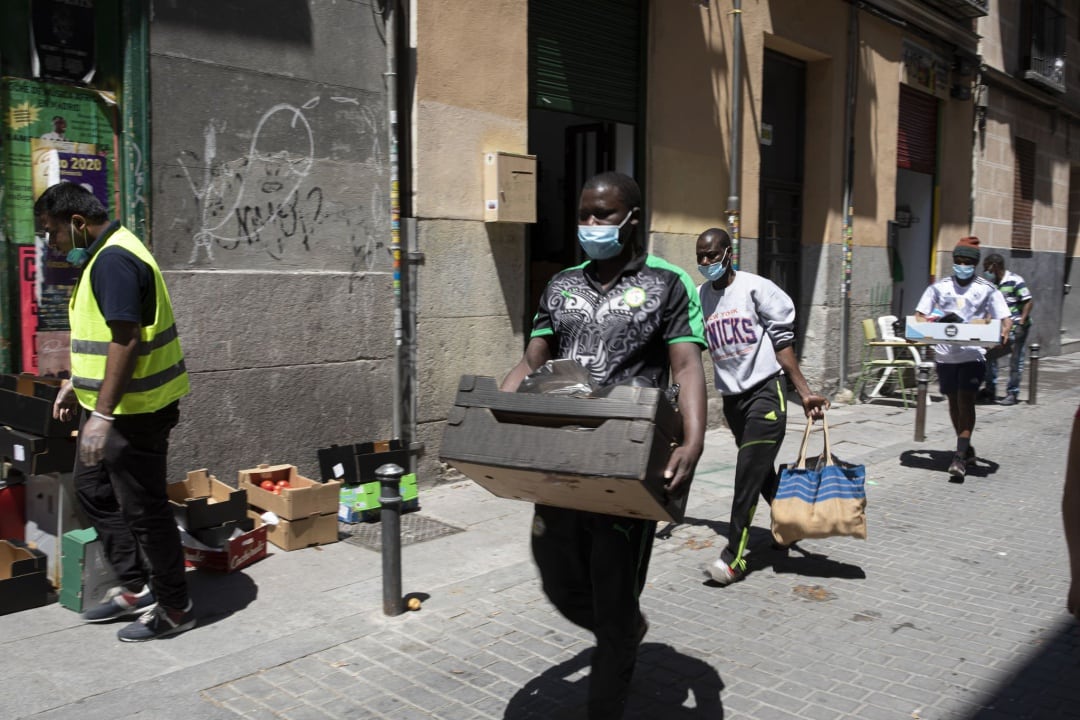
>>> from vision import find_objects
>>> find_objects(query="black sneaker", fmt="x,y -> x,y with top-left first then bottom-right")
117,600 -> 195,642
948,454 -> 967,483
81,586 -> 155,623
964,446 -> 976,466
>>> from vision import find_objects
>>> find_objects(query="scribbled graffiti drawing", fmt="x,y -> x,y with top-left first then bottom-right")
178,104 -> 315,262
175,96 -> 387,265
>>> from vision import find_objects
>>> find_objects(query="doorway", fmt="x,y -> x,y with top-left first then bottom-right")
758,50 -> 806,305
526,0 -> 643,329
893,84 -> 939,316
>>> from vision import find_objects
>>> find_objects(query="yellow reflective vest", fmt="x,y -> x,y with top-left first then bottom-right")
69,226 -> 190,414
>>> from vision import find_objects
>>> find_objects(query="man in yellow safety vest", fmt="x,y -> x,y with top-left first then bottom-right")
35,182 -> 194,642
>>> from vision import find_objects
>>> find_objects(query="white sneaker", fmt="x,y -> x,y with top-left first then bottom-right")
706,557 -> 743,585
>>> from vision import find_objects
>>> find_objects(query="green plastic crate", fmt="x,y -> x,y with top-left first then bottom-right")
59,528 -> 116,612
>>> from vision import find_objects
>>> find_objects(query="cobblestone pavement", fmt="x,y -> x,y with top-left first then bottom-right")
4,355 -> 1080,720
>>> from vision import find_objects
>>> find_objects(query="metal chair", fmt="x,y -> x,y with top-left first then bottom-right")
853,318 -> 918,407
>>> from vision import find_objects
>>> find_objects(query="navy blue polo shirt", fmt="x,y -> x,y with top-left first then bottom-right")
531,253 -> 707,388
85,221 -> 156,327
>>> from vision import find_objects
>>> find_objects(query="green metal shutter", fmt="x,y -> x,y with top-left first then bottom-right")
529,0 -> 642,124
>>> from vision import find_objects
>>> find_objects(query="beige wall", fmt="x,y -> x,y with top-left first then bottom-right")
413,1 -> 529,480
414,0 -> 528,220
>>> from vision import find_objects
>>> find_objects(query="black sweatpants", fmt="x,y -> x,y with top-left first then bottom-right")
73,401 -> 189,610
531,504 -> 655,720
722,373 -> 788,568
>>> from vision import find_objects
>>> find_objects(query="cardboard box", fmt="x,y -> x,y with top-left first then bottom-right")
905,316 -> 1003,347
167,470 -> 248,531
0,539 -> 49,615
249,509 -> 338,551
59,527 -> 117,612
0,374 -> 78,438
440,375 -> 687,522
0,425 -> 76,476
190,517 -> 255,548
181,523 -> 268,573
238,465 -> 340,520
25,472 -> 85,587
318,439 -> 409,485
338,474 -> 420,524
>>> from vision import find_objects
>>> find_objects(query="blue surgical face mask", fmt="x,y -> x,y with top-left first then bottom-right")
698,251 -> 729,282
578,210 -> 633,260
953,264 -> 975,280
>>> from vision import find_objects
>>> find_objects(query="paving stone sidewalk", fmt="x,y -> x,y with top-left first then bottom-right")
3,355 -> 1079,720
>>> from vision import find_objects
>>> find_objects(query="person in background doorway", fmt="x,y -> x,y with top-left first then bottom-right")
981,253 -> 1033,406
35,182 -> 195,642
695,227 -> 829,586
501,172 -> 707,719
915,237 -> 1010,482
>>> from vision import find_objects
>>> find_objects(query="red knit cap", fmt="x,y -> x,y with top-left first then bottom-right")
953,236 -> 981,261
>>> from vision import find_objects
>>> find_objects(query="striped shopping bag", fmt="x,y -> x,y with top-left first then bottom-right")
770,415 -> 867,545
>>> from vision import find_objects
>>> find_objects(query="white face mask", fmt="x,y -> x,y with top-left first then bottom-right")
577,210 -> 632,260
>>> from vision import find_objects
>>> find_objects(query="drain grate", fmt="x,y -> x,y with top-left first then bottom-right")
339,513 -> 464,551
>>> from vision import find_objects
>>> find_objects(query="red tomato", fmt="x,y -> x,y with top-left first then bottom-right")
276,480 -> 290,488
272,485 -> 282,495
260,480 -> 275,491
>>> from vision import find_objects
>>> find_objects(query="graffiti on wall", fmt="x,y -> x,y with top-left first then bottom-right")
172,95 -> 388,270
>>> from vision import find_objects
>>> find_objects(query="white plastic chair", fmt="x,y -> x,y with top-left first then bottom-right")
873,315 -> 929,404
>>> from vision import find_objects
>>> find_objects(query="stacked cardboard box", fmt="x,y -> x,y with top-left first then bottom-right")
318,439 -> 419,524
338,473 -> 419,523
239,465 -> 340,551
0,539 -> 49,615
167,470 -> 266,572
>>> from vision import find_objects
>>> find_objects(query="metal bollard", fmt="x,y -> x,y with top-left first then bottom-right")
377,463 -> 405,616
914,363 -> 931,442
1028,343 -> 1040,406
915,362 -> 933,442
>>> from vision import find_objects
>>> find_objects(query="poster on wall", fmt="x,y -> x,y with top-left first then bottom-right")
1,77 -> 115,376
31,0 -> 97,84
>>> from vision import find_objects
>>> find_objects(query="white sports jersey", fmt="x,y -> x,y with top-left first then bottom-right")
698,271 -> 795,395
914,276 -> 1009,363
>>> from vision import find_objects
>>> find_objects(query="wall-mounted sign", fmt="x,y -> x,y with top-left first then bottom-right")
31,0 -> 96,84
900,41 -> 950,101
760,122 -> 774,146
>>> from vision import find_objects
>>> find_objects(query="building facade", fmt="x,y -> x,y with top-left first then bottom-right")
973,0 -> 1080,355
1,1 -> 1072,486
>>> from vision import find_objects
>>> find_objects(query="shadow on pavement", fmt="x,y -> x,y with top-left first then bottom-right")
503,642 -> 725,719
900,449 -> 1001,478
963,615 -> 1080,719
755,542 -> 867,580
185,569 -> 259,627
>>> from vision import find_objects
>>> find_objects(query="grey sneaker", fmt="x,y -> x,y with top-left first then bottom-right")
117,600 -> 195,642
998,395 -> 1018,406
81,586 -> 155,623
948,454 -> 967,483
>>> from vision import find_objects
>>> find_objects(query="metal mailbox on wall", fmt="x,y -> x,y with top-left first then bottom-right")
483,151 -> 537,224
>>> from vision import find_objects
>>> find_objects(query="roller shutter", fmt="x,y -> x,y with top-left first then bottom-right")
897,84 -> 938,175
529,0 -> 642,124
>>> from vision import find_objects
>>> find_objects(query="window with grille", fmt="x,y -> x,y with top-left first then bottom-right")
1011,138 -> 1035,251
1021,0 -> 1066,93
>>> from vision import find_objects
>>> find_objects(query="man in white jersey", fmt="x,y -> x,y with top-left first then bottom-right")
915,236 -> 1010,482
696,228 -> 829,585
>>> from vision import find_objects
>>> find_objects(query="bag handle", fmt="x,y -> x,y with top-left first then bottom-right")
794,412 -> 833,470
